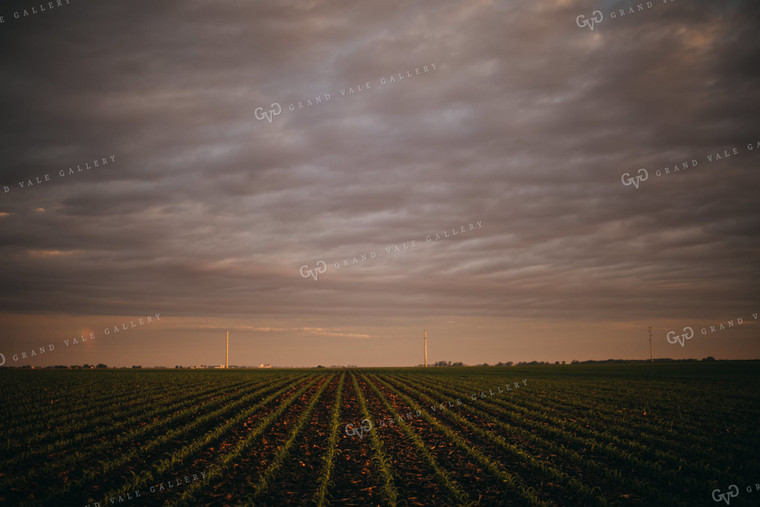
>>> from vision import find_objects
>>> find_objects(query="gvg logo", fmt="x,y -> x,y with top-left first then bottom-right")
713,485 -> 739,505
666,326 -> 694,347
254,103 -> 282,123
345,419 -> 373,440
300,261 -> 327,281
621,168 -> 648,189
576,10 -> 604,31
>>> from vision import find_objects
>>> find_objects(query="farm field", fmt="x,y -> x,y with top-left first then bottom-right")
1,363 -> 759,506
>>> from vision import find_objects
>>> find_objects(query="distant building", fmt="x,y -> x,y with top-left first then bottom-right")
258,363 -> 271,368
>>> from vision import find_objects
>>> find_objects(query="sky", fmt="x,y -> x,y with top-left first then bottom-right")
0,0 -> 758,367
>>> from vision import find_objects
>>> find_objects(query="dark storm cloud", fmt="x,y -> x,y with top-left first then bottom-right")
0,0 -> 758,352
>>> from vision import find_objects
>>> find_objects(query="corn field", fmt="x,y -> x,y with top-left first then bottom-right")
0,363 -> 758,506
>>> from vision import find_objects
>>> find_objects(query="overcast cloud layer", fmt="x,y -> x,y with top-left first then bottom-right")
0,0 -> 758,367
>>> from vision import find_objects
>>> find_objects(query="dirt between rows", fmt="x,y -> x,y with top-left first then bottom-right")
184,375 -> 327,505
366,374 -> 537,506
252,374 -> 340,505
327,374 -> 384,506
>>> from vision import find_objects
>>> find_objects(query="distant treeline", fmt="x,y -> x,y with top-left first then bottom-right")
1,363 -> 111,369
420,357 -> 721,367
1,357 -> 732,369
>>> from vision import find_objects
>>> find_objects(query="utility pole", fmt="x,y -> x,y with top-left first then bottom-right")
424,330 -> 428,368
648,326 -> 653,363
226,330 -> 229,369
